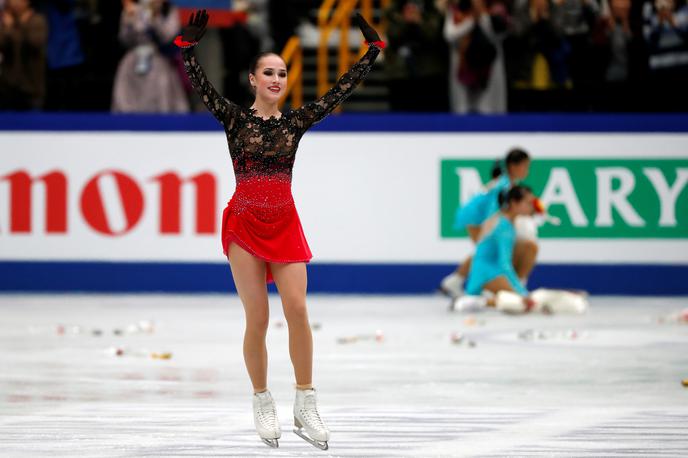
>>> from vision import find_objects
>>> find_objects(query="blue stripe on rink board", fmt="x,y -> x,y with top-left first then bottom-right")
0,113 -> 687,133
169,0 -> 232,8
0,262 -> 686,295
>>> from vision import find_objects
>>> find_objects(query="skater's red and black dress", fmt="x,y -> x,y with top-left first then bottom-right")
182,45 -> 381,282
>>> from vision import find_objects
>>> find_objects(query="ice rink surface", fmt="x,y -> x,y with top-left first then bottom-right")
1,294 -> 687,457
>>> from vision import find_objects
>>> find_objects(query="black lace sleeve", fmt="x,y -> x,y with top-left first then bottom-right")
182,47 -> 241,130
291,44 -> 381,130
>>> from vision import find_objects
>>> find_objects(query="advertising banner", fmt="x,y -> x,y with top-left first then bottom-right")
441,159 -> 688,239
2,132 -> 688,263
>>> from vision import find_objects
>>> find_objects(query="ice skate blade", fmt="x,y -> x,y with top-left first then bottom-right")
447,298 -> 456,312
261,438 -> 279,448
437,286 -> 459,300
294,427 -> 328,450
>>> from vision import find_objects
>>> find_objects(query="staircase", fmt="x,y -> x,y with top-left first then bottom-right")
286,1 -> 390,112
301,45 -> 389,112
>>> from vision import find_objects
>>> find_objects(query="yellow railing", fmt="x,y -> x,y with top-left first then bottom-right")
280,36 -> 303,109
317,0 -> 390,99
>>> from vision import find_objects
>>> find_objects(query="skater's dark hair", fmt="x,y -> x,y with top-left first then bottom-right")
492,148 -> 530,179
491,159 -> 503,178
249,52 -> 285,75
498,184 -> 532,209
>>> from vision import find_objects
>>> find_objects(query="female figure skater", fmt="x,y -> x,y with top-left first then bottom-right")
461,185 -> 532,306
455,185 -> 588,314
174,10 -> 383,450
440,148 -> 532,304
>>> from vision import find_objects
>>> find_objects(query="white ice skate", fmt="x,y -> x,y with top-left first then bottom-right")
530,288 -> 589,314
253,390 -> 281,448
451,295 -> 488,313
440,272 -> 464,299
293,388 -> 329,450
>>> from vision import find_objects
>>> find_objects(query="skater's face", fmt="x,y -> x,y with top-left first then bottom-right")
249,54 -> 287,104
511,194 -> 534,216
509,159 -> 530,181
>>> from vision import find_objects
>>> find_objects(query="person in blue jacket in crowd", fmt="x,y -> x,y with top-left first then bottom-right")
440,148 -> 532,301
37,0 -> 85,110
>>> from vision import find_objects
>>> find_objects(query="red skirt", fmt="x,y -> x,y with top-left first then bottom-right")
221,175 -> 312,283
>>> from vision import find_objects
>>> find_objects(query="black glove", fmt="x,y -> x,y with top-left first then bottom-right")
181,9 -> 208,44
354,13 -> 381,43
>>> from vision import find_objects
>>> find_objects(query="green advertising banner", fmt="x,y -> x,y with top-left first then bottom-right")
441,159 -> 688,238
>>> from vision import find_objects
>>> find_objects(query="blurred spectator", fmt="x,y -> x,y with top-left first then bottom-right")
220,0 -> 262,108
268,0 -> 317,52
112,0 -> 188,113
510,0 -> 569,87
443,0 -> 508,113
552,0 -> 601,88
600,0 -> 632,82
643,0 -> 688,94
384,0 -> 448,111
0,0 -> 47,110
582,0 -> 633,109
240,0 -> 273,52
35,0 -> 84,111
80,0 -> 126,111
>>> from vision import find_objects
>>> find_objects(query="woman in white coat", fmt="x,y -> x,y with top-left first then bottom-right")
442,0 -> 507,113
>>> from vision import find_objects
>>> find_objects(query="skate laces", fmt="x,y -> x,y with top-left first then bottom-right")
301,393 -> 324,429
257,394 -> 278,429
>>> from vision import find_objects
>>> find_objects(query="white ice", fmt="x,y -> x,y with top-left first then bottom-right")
1,294 -> 687,457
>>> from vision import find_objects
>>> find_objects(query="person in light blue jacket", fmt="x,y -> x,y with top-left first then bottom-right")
440,148 -> 531,299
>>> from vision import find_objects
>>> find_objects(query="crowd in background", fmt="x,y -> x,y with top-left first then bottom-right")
0,0 -> 686,113
0,0 -> 299,112
386,0 -> 688,112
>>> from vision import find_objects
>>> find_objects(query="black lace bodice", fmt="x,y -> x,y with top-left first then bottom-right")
182,45 -> 380,181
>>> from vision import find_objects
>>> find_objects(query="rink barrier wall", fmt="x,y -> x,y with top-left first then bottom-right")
1,113 -> 687,295
1,261 -> 687,295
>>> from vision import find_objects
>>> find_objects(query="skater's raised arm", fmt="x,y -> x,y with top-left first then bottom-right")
176,10 -> 240,130
292,13 -> 383,129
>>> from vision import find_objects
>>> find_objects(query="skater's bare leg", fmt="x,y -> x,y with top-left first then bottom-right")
458,255 -> 472,278
483,276 -> 534,312
444,226 -> 480,302
270,261 -> 313,388
456,226 -> 481,276
513,239 -> 538,279
453,225 -> 480,276
482,276 -> 515,307
228,243 -> 270,393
